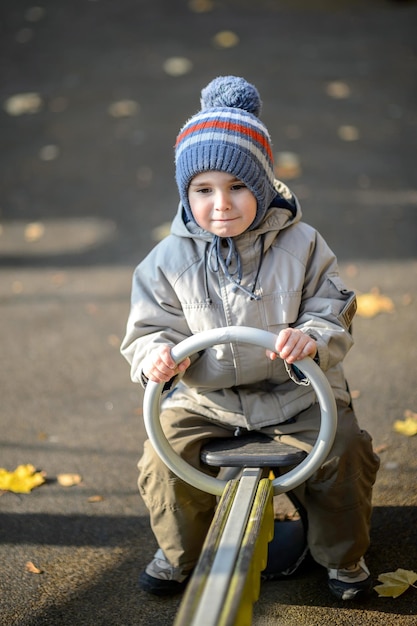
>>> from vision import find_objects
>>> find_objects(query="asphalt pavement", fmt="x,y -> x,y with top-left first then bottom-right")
1,1 -> 416,625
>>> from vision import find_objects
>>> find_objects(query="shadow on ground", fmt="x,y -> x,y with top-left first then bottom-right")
1,506 -> 416,625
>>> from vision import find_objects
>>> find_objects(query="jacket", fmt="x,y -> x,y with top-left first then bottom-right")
121,182 -> 357,429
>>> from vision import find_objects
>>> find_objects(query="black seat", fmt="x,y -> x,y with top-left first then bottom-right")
201,431 -> 306,469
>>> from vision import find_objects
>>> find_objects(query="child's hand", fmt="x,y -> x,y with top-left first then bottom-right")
142,344 -> 191,384
266,328 -> 317,364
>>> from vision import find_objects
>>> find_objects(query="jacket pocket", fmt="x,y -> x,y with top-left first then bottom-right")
183,302 -> 226,334
262,291 -> 302,331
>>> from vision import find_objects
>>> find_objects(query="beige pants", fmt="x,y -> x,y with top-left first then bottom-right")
138,401 -> 380,573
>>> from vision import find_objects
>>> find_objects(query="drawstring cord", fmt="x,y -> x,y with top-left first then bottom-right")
208,235 -> 264,301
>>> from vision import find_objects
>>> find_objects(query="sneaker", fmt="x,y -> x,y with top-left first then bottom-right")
327,557 -> 373,601
139,549 -> 191,596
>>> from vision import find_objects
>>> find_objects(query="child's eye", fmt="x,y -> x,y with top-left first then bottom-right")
197,187 -> 211,194
231,183 -> 246,191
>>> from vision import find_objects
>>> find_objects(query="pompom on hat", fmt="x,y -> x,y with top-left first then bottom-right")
175,76 -> 277,231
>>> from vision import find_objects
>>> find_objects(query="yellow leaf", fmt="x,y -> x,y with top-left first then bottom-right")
374,568 -> 417,598
393,417 -> 417,437
0,464 -> 45,493
356,289 -> 394,318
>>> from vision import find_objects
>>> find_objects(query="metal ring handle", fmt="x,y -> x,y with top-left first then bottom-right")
143,326 -> 338,496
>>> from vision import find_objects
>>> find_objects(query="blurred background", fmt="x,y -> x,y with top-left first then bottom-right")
1,2 -> 416,625
1,0 -> 416,267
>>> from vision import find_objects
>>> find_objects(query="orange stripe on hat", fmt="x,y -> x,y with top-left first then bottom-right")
176,119 -> 273,162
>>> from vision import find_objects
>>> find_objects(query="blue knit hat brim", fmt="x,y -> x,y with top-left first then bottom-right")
175,105 -> 276,230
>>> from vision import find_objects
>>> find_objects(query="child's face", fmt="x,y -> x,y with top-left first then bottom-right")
188,171 -> 257,237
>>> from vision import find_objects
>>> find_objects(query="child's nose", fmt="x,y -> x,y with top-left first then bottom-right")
214,190 -> 231,211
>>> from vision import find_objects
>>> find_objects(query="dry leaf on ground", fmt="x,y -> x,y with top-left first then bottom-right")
393,416 -> 417,437
374,568 -> 417,598
212,31 -> 239,48
88,495 -> 104,503
356,288 -> 394,318
57,473 -> 82,487
0,465 -> 45,493
26,561 -> 43,574
4,92 -> 43,115
163,57 -> 193,76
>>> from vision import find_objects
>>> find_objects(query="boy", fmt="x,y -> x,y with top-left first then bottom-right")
121,76 -> 380,601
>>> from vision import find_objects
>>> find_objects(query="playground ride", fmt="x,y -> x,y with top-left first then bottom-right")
143,327 -> 338,626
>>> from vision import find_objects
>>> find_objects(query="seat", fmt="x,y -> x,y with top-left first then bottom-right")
201,431 -> 306,468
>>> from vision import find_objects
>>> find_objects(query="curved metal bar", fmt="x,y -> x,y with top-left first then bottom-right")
142,326 -> 337,496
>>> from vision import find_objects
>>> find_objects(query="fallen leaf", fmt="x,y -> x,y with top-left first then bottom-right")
326,81 -> 351,99
4,92 -> 43,115
374,443 -> 388,454
404,409 -> 417,420
88,495 -> 104,503
57,473 -> 82,487
26,561 -> 43,574
163,57 -> 193,77
356,288 -> 394,318
24,222 -> 45,242
374,568 -> 417,598
393,416 -> 417,437
212,31 -> 239,48
0,465 -> 45,493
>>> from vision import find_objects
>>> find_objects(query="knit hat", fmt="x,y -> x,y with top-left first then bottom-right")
175,76 -> 277,231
